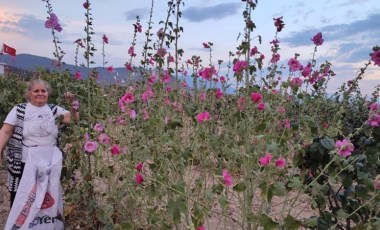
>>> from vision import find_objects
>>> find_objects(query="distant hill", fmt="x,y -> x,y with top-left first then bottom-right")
0,53 -> 135,84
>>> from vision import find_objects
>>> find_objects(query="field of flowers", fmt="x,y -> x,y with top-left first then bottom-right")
1,0 -> 380,229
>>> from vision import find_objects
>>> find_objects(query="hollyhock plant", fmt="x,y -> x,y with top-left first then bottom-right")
110,144 -> 121,156
84,141 -> 98,153
275,157 -> 286,168
135,173 -> 144,185
302,63 -> 312,77
270,53 -> 281,63
196,111 -> 211,124
222,169 -> 233,187
311,32 -> 324,46
107,66 -> 114,73
335,139 -> 355,157
273,16 -> 285,32
259,153 -> 273,166
45,13 -> 62,32
257,102 -> 265,111
233,60 -> 248,75
120,92 -> 135,104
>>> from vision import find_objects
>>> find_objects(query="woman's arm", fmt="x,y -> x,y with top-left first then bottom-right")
0,123 -> 15,166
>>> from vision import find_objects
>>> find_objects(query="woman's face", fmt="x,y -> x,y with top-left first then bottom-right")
29,83 -> 49,106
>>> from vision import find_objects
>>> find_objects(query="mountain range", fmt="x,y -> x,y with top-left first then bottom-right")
0,53 -> 132,84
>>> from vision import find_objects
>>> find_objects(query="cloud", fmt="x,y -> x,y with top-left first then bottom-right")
0,14 -> 51,39
182,2 -> 241,22
123,8 -> 149,21
282,13 -> 380,47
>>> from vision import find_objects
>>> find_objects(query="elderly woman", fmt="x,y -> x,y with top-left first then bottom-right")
0,79 -> 79,228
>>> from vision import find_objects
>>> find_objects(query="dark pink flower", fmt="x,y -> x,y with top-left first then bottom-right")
125,62 -> 133,71
291,77 -> 303,87
273,16 -> 285,32
250,92 -> 263,103
335,139 -> 354,157
275,157 -> 286,168
135,173 -> 144,184
259,153 -> 272,166
311,32 -> 324,46
371,50 -> 380,66
120,92 -> 135,104
102,34 -> 109,44
74,71 -> 82,80
237,97 -> 245,111
202,42 -> 210,48
222,169 -> 233,187
367,114 -> 380,127
133,23 -> 142,33
233,60 -> 248,75
215,88 -> 224,99
111,144 -> 121,156
302,63 -> 312,77
107,66 -> 114,73
83,1 -> 89,9
136,162 -> 143,171
257,102 -> 265,110
45,13 -> 62,32
196,111 -> 211,124
196,226 -> 205,230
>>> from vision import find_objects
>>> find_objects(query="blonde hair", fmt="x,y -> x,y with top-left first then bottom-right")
24,79 -> 52,101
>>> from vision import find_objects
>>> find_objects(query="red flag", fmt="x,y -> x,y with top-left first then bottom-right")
3,44 -> 16,56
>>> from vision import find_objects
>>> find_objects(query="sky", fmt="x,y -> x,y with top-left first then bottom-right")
0,0 -> 379,95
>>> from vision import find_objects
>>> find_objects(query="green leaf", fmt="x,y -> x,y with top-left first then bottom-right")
259,213 -> 279,230
320,136 -> 335,151
288,177 -> 303,189
283,215 -> 302,230
233,182 -> 247,192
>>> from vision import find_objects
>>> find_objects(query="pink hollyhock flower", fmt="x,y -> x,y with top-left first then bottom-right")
156,48 -> 167,58
233,60 -> 248,75
196,111 -> 211,124
335,139 -> 354,157
160,70 -> 172,84
128,46 -> 136,57
270,53 -> 281,63
251,92 -> 263,103
199,66 -> 216,81
311,32 -> 324,46
98,133 -> 110,145
111,144 -> 121,156
259,153 -> 273,166
250,46 -> 258,56
369,103 -> 379,111
157,28 -> 164,39
202,42 -> 210,48
167,55 -> 174,63
374,175 -> 380,190
215,88 -> 224,99
125,62 -> 133,71
273,16 -> 285,32
200,92 -> 207,101
74,70 -> 82,80
237,97 -> 245,111
136,162 -> 143,171
45,13 -> 62,32
133,22 -> 142,33
284,119 -> 291,129
147,74 -> 157,85
257,102 -> 265,111
277,106 -> 286,114
371,50 -> 380,66
143,109 -> 149,120
182,80 -> 188,88
129,109 -> 137,120
83,1 -> 89,9
291,77 -> 303,87
288,58 -> 302,72
93,123 -> 104,132
302,63 -> 312,77
275,157 -> 286,168
222,169 -> 233,187
107,66 -> 114,73
84,141 -> 98,153
196,226 -> 205,230
102,34 -> 108,44
367,114 -> 380,127
84,132 -> 90,141
219,76 -> 226,83
120,92 -> 135,104
135,173 -> 144,184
